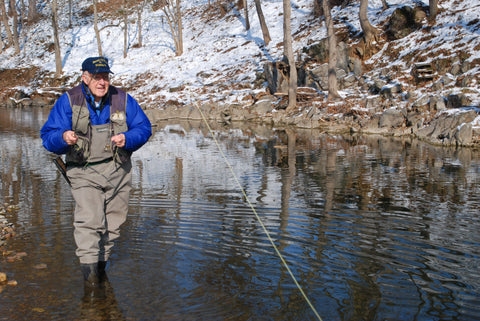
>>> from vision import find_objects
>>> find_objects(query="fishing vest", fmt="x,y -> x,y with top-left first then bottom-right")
65,84 -> 131,165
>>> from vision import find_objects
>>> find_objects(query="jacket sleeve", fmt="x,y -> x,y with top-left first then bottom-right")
124,94 -> 152,152
40,94 -> 73,155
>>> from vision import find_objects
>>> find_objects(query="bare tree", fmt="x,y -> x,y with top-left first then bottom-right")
242,0 -> 250,30
136,0 -> 148,47
0,19 -> 4,52
323,0 -> 340,99
162,0 -> 183,56
254,0 -> 270,46
7,0 -> 13,16
68,0 -> 72,28
359,0 -> 379,48
283,0 -> 297,112
176,0 -> 183,55
27,0 -> 39,22
176,0 -> 183,56
93,0 -> 103,56
429,0 -> 438,21
0,0 -> 14,48
52,0 -> 62,76
9,0 -> 20,53
123,0 -> 128,58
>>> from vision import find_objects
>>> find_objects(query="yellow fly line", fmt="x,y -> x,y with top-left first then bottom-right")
193,102 -> 323,321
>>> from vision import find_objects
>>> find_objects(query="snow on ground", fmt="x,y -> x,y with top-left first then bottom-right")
0,0 -> 479,108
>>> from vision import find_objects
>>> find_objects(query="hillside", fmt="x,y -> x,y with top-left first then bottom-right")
0,0 -> 479,145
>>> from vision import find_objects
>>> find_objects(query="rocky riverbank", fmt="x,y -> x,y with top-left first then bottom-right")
143,95 -> 480,148
0,204 -> 16,247
0,203 -> 19,292
2,82 -> 479,148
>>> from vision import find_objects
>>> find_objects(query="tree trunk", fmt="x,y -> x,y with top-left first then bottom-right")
283,0 -> 297,112
123,0 -> 128,58
52,0 -> 62,76
68,0 -> 72,28
359,0 -> 378,48
242,0 -> 250,30
93,0 -> 103,56
9,0 -> 20,53
429,0 -> 438,21
0,18 -> 4,52
7,0 -> 13,16
163,0 -> 183,56
137,1 -> 143,47
279,128 -> 296,234
0,0 -> 13,47
254,0 -> 270,46
323,0 -> 340,100
27,0 -> 39,22
176,0 -> 183,55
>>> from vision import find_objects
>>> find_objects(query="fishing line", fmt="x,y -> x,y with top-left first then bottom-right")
193,102 -> 323,321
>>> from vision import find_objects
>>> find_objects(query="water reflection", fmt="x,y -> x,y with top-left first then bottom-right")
80,278 -> 124,321
1,107 -> 480,320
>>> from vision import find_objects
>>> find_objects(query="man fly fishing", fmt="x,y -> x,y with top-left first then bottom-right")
40,57 -> 152,292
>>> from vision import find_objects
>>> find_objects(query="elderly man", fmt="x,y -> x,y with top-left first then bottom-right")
41,57 -> 152,288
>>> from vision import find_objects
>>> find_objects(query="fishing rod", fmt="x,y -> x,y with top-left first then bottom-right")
192,101 -> 323,321
53,157 -> 71,186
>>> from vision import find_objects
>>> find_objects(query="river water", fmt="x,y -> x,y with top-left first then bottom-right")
0,106 -> 479,321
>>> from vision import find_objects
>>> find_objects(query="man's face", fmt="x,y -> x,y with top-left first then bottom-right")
82,72 -> 110,101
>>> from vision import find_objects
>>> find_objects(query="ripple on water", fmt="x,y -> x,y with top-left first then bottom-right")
3,112 -> 480,320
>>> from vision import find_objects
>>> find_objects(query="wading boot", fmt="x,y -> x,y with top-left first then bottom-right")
81,263 -> 100,287
98,261 -> 107,282
82,263 -> 106,302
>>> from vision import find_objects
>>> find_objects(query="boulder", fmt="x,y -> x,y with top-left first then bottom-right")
351,57 -> 363,76
302,38 -> 329,63
364,96 -> 385,113
370,79 -> 387,94
301,40 -> 350,71
429,96 -> 446,111
380,83 -> 402,98
447,93 -> 472,108
379,108 -> 405,128
310,64 -> 329,90
264,60 -> 290,94
455,123 -> 473,145
251,97 -> 275,114
412,95 -> 430,109
386,6 -> 427,40
416,109 -> 477,146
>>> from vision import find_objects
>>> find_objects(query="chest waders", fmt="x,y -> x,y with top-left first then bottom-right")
64,84 -> 133,282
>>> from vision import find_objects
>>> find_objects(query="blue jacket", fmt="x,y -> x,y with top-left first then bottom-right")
41,83 -> 152,155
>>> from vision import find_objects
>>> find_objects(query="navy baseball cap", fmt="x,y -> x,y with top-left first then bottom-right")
81,57 -> 113,74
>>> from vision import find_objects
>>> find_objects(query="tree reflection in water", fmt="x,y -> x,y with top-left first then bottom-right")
1,109 -> 480,321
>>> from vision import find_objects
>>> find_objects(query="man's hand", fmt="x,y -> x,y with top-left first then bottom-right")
63,130 -> 78,145
111,134 -> 126,148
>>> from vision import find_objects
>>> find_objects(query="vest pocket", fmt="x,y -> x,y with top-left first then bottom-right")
110,111 -> 128,135
72,104 -> 90,135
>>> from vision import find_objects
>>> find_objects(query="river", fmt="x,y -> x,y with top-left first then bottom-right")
0,107 -> 479,321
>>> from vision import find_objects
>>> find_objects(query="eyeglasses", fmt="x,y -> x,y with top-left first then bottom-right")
89,73 -> 110,82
